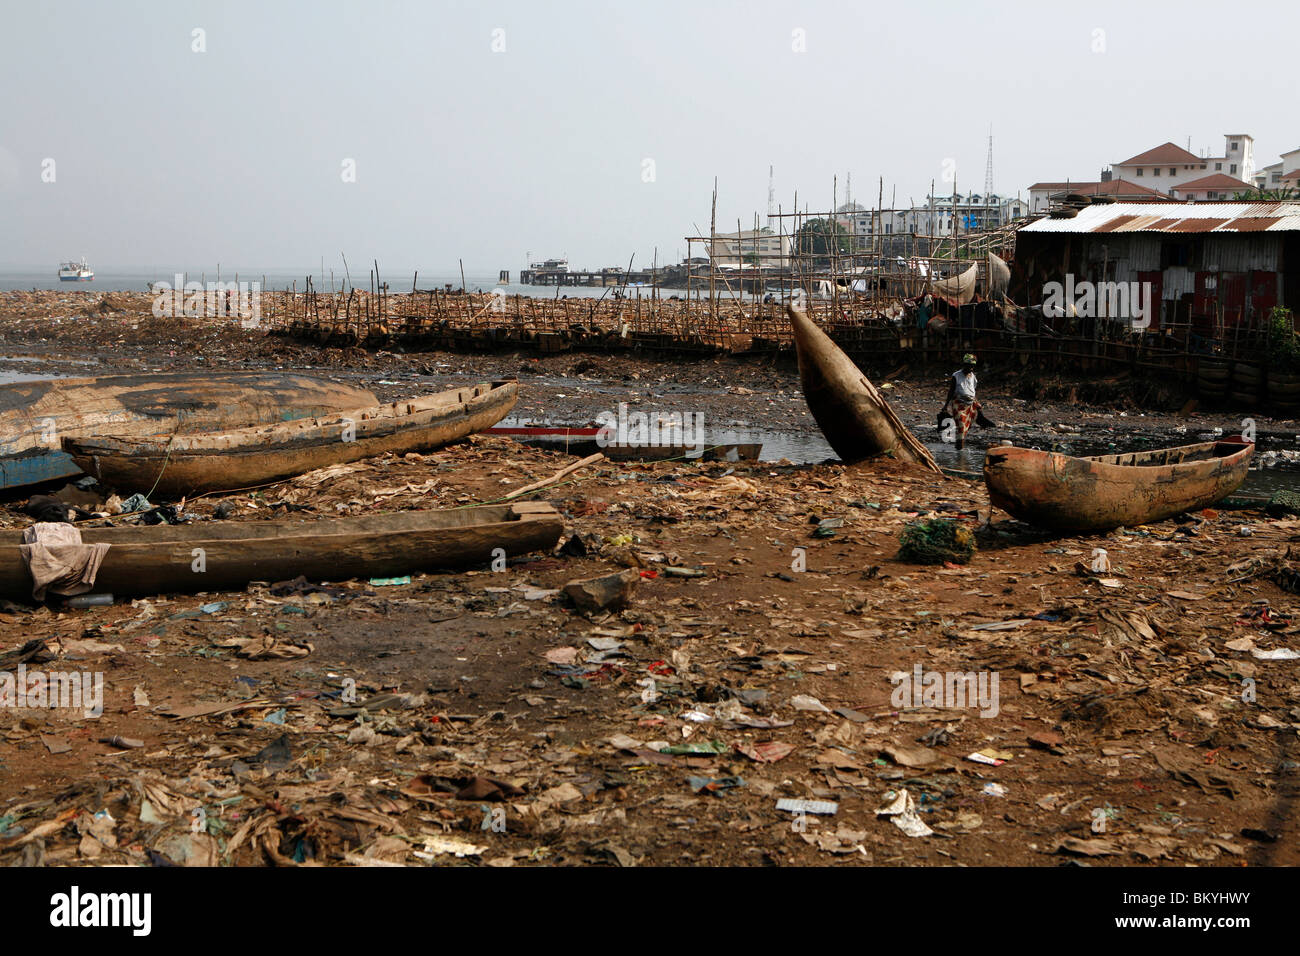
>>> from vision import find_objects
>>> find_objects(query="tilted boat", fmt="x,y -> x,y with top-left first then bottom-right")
0,502 -> 562,600
0,372 -> 377,490
983,439 -> 1254,532
64,381 -> 519,496
787,305 -> 940,472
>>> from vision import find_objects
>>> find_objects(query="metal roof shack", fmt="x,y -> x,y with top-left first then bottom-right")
1012,202 -> 1300,330
1019,202 -> 1300,234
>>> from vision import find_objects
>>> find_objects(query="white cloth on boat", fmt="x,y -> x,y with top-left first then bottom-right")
19,522 -> 112,601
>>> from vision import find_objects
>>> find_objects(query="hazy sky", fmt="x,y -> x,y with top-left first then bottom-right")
2,0 -> 1297,274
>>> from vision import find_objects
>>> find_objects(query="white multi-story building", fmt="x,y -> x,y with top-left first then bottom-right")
1002,196 -> 1029,222
1027,134 -> 1257,210
1255,147 -> 1300,192
1111,134 -> 1255,193
708,228 -> 792,267
836,193 -> 1026,241
1170,174 -> 1255,200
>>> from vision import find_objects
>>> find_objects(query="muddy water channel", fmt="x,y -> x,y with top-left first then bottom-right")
487,372 -> 1300,499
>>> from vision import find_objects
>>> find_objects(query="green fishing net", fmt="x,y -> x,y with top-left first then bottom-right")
1266,490 -> 1300,518
898,518 -> 976,565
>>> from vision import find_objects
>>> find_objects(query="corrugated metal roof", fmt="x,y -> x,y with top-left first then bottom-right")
1020,202 -> 1300,234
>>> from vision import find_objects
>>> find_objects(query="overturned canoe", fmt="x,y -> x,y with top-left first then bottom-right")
983,440 -> 1254,532
64,381 -> 518,496
0,501 -> 563,600
787,306 -> 940,472
0,372 -> 377,490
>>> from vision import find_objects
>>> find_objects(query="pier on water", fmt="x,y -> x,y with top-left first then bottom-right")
518,267 -> 664,287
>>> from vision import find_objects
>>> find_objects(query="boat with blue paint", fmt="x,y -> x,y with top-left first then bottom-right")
0,372 -> 376,491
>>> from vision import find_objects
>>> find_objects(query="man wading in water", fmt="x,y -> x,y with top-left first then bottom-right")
940,353 -> 995,449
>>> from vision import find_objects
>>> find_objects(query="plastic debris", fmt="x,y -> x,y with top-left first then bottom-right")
876,789 -> 933,837
776,798 -> 838,816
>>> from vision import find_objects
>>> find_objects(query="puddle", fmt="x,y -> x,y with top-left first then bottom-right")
0,369 -> 66,385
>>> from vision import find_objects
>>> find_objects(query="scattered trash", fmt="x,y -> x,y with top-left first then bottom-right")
1251,647 -> 1300,660
120,493 -> 152,514
415,835 -> 488,860
876,789 -> 933,837
563,568 -> 641,612
813,517 -> 843,538
790,694 -> 832,713
881,743 -> 940,768
966,749 -> 1012,766
736,741 -> 795,763
687,775 -> 744,796
63,593 -> 113,609
660,566 -> 707,578
776,798 -> 838,816
661,740 -> 728,756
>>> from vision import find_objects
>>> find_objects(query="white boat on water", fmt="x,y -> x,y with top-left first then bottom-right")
58,257 -> 94,281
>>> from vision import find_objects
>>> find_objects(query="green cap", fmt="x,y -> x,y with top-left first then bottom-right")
962,353 -> 977,365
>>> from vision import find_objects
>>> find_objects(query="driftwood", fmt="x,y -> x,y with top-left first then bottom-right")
505,452 -> 604,500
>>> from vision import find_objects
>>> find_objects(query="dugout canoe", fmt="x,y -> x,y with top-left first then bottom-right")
484,426 -> 762,462
982,439 -> 1254,532
64,380 -> 519,496
0,501 -> 563,600
0,372 -> 378,490
787,306 -> 940,472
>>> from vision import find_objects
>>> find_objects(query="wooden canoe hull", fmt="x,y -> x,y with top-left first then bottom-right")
64,381 -> 518,496
0,372 -> 377,491
787,306 -> 939,471
0,502 -> 563,600
485,430 -> 761,462
594,442 -> 761,462
983,440 -> 1254,532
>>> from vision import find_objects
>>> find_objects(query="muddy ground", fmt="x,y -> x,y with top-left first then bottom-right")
0,291 -> 1298,867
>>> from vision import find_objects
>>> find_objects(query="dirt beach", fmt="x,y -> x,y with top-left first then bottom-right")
0,291 -> 1297,867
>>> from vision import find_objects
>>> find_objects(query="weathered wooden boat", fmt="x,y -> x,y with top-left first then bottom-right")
0,501 -> 563,600
0,372 -> 377,491
64,381 -> 518,496
485,426 -> 762,462
982,439 -> 1254,532
787,306 -> 940,472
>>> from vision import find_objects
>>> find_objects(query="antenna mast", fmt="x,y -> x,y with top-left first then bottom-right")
767,165 -> 776,228
984,128 -> 994,206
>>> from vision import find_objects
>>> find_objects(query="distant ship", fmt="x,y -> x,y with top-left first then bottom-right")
58,258 -> 94,281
